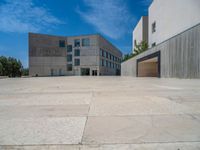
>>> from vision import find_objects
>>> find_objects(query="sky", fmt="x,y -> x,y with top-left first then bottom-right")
0,0 -> 152,68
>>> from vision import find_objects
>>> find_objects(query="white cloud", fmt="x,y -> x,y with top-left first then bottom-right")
0,0 -> 62,33
77,0 -> 135,39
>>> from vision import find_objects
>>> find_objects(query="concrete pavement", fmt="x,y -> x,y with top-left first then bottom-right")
0,77 -> 200,149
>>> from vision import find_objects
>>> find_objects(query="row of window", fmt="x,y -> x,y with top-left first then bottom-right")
100,59 -> 120,69
67,59 -> 80,71
59,38 -> 90,48
100,49 -> 121,63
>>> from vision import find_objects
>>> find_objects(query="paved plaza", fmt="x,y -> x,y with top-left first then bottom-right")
0,77 -> 200,149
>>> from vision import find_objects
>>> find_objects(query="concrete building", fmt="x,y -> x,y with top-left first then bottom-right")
132,16 -> 148,52
29,33 -> 122,76
149,0 -> 200,48
122,0 -> 200,78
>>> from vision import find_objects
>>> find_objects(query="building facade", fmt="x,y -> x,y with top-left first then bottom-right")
132,16 -> 148,52
122,0 -> 200,78
29,33 -> 122,76
148,0 -> 200,48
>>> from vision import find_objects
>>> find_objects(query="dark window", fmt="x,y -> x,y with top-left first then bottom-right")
74,39 -> 80,47
106,52 -> 108,58
67,45 -> 72,52
152,42 -> 156,47
67,64 -> 72,71
74,59 -> 80,66
74,49 -> 80,56
82,38 -> 90,46
67,54 -> 72,62
152,22 -> 156,33
109,53 -> 112,60
59,40 -> 65,47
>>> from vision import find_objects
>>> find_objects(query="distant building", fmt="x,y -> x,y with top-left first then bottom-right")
132,16 -> 148,52
29,33 -> 122,76
122,0 -> 200,78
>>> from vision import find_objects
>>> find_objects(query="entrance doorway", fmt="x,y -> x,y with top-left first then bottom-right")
137,51 -> 160,77
92,70 -> 97,76
81,68 -> 90,76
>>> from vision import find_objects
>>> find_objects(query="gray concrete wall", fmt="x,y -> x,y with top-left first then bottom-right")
122,23 -> 200,78
98,35 -> 122,75
132,16 -> 148,52
29,33 -> 67,76
149,0 -> 200,47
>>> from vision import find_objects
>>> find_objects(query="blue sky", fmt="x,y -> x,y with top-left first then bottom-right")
0,0 -> 152,68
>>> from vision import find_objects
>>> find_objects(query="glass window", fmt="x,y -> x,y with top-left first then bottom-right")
59,40 -> 65,47
74,39 -> 80,47
106,60 -> 108,67
67,64 -> 72,71
74,49 -> 80,56
152,22 -> 156,33
106,52 -> 108,58
82,38 -> 90,46
74,59 -> 80,66
67,45 -> 72,52
67,54 -> 72,62
109,54 -> 112,60
103,51 -> 106,57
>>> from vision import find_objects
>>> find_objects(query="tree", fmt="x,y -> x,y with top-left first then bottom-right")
0,56 -> 23,77
122,40 -> 148,62
0,62 -> 3,76
134,41 -> 148,55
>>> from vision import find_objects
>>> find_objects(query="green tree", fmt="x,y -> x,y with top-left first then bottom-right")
0,62 -> 3,76
134,41 -> 148,55
0,56 -> 23,77
122,40 -> 148,62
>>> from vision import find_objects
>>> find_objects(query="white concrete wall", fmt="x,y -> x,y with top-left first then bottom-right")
149,0 -> 200,47
133,17 -> 143,52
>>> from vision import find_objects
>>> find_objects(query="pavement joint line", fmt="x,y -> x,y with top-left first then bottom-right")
1,141 -> 200,147
80,91 -> 94,144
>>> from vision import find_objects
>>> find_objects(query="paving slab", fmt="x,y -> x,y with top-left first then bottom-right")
0,105 -> 89,118
0,117 -> 86,145
89,95 -> 199,116
0,93 -> 92,106
83,115 -> 200,144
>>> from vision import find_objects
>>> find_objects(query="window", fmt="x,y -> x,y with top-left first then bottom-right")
82,38 -> 90,46
103,51 -> 106,57
59,40 -> 65,47
67,54 -> 72,62
74,49 -> 80,56
109,53 -> 112,60
106,52 -> 108,58
74,59 -> 80,66
152,22 -> 156,33
74,39 -> 80,47
106,60 -> 108,67
67,45 -> 72,52
152,42 -> 156,47
67,64 -> 72,71
109,62 -> 111,68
